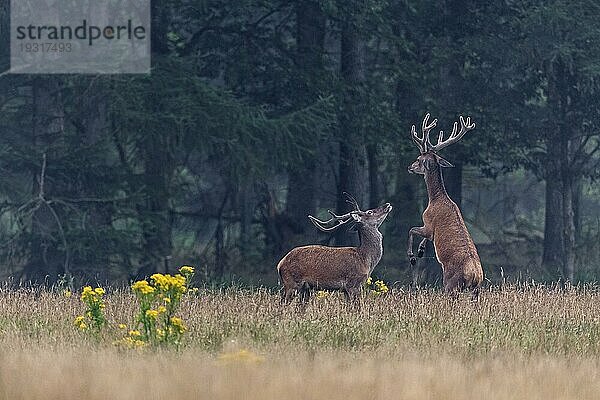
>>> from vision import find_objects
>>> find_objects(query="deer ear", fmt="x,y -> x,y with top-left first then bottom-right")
437,156 -> 454,168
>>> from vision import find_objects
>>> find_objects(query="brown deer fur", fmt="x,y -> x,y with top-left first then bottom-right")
407,114 -> 484,299
277,200 -> 391,304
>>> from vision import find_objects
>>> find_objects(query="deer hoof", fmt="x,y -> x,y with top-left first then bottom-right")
417,248 -> 425,258
410,256 -> 417,266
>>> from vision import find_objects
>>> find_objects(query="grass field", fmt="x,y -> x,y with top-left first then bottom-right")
1,284 -> 600,399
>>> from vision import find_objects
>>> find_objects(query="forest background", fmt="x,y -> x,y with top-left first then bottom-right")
0,0 -> 599,287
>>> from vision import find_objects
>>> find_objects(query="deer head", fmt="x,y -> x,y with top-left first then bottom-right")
308,192 -> 392,232
408,113 -> 475,175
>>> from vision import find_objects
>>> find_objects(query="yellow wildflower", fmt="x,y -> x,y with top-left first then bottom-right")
374,280 -> 389,294
118,323 -> 127,330
128,330 -> 142,338
170,317 -> 186,334
145,309 -> 159,320
81,286 -> 105,303
173,274 -> 186,289
63,290 -> 72,298
367,279 -> 389,295
131,280 -> 155,295
114,337 -> 146,349
151,273 -> 186,293
157,306 -> 167,314
81,286 -> 94,301
316,290 -> 328,299
150,273 -> 168,290
74,315 -> 88,331
179,265 -> 195,275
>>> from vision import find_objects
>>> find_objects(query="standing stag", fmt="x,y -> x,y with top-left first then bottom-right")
277,193 -> 392,304
407,113 -> 484,300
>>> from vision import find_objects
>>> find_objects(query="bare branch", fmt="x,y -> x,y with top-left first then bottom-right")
38,152 -> 47,200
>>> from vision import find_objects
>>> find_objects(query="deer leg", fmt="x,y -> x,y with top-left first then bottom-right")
280,288 -> 286,304
342,287 -> 351,302
470,286 -> 480,303
443,274 -> 464,300
408,226 -> 431,265
299,282 -> 311,304
417,238 -> 428,258
281,287 -> 295,304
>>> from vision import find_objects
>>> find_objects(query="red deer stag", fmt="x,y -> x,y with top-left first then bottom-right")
407,113 -> 483,300
277,193 -> 392,304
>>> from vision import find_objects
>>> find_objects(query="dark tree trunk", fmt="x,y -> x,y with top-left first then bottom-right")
238,179 -> 254,257
572,177 -> 583,245
337,142 -> 368,247
214,191 -> 229,278
442,162 -> 463,208
542,158 -> 575,282
542,59 -> 576,282
436,0 -> 468,212
0,1 -> 8,72
215,219 -> 224,279
137,1 -> 174,274
139,136 -> 174,274
367,144 -> 380,208
542,159 -> 566,277
561,172 -> 575,282
73,80 -> 114,278
336,20 -> 368,246
27,77 -> 65,280
151,0 -> 170,56
283,0 -> 326,250
286,169 -> 317,243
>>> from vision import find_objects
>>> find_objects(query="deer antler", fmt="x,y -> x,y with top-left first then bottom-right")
411,113 -> 438,154
308,211 -> 354,232
427,115 -> 476,152
343,191 -> 361,212
308,192 -> 363,232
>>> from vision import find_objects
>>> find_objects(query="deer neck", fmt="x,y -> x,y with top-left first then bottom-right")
356,226 -> 383,274
424,167 -> 448,202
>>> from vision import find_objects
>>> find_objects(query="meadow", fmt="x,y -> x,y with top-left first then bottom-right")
1,283 -> 600,399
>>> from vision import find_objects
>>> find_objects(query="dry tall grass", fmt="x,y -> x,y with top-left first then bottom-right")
1,284 -> 600,399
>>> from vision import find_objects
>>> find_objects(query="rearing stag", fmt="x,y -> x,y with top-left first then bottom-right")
407,113 -> 484,300
277,193 -> 392,304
